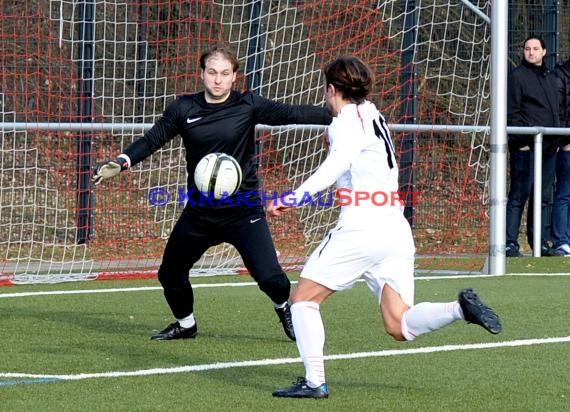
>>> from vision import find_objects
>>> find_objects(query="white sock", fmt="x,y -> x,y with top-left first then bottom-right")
401,301 -> 462,341
291,301 -> 326,387
177,313 -> 196,329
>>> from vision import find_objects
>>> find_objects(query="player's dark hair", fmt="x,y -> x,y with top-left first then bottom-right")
323,56 -> 373,104
200,45 -> 239,72
523,35 -> 546,50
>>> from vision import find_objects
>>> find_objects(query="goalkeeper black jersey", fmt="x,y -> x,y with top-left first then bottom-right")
123,90 -> 332,204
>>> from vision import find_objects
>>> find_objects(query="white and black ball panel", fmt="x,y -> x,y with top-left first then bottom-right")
194,153 -> 243,199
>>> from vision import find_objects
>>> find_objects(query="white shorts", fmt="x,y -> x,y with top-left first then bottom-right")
301,214 -> 416,306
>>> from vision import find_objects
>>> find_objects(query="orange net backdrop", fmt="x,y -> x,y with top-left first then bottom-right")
0,0 -> 491,281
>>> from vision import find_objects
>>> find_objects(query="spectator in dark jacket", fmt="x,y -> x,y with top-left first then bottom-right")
506,35 -> 560,257
550,59 -> 570,255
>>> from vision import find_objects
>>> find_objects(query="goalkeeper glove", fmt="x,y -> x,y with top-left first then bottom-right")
91,156 -> 129,185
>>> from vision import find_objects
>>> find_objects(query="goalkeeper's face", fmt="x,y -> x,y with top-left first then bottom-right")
201,54 -> 237,103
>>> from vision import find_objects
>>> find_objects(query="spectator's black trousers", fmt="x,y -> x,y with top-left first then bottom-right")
506,149 -> 556,250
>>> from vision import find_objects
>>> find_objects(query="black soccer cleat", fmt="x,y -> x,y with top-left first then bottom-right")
275,303 -> 296,341
150,321 -> 198,341
272,377 -> 329,399
458,288 -> 502,334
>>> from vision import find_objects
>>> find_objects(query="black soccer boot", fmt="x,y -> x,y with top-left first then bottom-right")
150,321 -> 198,340
458,288 -> 502,334
275,303 -> 296,341
272,377 -> 329,399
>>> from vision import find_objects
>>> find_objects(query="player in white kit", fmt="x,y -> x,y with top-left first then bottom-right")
270,56 -> 502,399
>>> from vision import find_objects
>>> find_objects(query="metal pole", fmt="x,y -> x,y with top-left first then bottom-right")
488,1 -> 509,275
545,0 -> 559,68
246,0 -> 264,94
533,133 -> 543,257
399,0 -> 417,226
459,0 -> 491,23
75,0 -> 95,245
136,2 -> 148,123
246,0 -> 266,190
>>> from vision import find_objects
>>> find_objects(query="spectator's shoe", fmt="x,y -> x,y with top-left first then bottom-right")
458,288 -> 502,334
554,244 -> 570,256
275,303 -> 296,341
540,245 -> 557,257
505,243 -> 522,257
550,247 -> 568,256
272,377 -> 329,399
150,321 -> 198,340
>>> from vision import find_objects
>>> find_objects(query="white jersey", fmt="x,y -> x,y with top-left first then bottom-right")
291,101 -> 401,225
294,101 -> 415,302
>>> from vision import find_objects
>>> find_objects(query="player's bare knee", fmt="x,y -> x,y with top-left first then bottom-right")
383,319 -> 406,341
385,325 -> 406,341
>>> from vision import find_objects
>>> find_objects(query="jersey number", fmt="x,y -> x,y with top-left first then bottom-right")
373,116 -> 395,169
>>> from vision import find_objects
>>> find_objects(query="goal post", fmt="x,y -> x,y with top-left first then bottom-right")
0,0 -> 495,283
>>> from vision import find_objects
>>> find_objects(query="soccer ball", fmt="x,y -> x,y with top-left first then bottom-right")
194,153 -> 243,199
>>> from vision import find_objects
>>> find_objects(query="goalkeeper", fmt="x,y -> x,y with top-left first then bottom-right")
269,56 -> 502,399
92,44 -> 332,342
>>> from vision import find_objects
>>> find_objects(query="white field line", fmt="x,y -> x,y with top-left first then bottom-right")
1,336 -> 569,382
1,272 -> 568,299
1,274 -> 569,383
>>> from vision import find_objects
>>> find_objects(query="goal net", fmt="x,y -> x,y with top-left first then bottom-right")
0,0 -> 491,283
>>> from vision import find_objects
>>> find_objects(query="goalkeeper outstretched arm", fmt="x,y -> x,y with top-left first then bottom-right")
91,109 -> 181,185
91,139 -> 147,184
91,155 -> 130,185
90,139 -> 151,185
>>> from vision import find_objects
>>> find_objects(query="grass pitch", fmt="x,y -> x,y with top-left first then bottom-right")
1,271 -> 569,411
